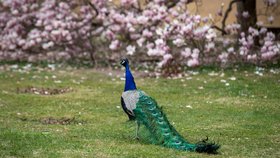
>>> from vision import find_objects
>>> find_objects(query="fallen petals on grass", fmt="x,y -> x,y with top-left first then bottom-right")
17,86 -> 73,95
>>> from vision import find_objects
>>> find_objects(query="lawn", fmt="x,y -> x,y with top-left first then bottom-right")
0,65 -> 279,158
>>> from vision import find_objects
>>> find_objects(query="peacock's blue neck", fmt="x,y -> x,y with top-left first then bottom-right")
124,64 -> 137,91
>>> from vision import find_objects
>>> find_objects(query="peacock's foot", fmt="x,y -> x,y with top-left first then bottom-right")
133,136 -> 140,140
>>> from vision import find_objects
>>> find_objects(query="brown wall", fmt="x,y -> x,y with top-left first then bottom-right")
113,0 -> 280,28
256,0 -> 280,28
187,0 -> 237,27
188,0 -> 280,28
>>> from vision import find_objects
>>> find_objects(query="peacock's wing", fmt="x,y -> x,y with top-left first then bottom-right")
121,90 -> 141,120
121,97 -> 135,120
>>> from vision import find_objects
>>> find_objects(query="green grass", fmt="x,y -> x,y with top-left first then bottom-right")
0,67 -> 280,158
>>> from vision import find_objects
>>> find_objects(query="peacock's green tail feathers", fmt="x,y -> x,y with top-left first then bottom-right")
133,91 -> 220,153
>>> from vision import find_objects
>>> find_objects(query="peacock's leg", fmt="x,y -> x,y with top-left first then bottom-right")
134,121 -> 140,140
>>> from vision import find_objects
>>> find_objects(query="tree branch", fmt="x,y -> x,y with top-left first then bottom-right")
86,0 -> 99,18
223,0 -> 243,30
165,0 -> 194,9
213,0 -> 242,35
211,25 -> 227,35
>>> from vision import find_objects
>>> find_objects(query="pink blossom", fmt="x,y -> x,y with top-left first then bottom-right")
45,25 -> 52,31
109,40 -> 120,50
110,25 -> 121,32
205,42 -> 215,52
262,51 -> 276,60
128,25 -> 136,32
217,8 -> 223,17
121,0 -> 137,7
239,47 -> 248,56
137,38 -> 146,47
130,34 -> 140,40
227,47 -> 234,53
170,9 -> 179,17
225,24 -> 241,33
223,39 -> 230,47
194,25 -> 210,38
126,45 -> 136,55
105,30 -> 115,40
242,11 -> 249,18
194,15 -> 201,23
187,59 -> 199,67
142,29 -> 153,38
181,48 -> 191,58
173,38 -> 185,47
206,29 -> 216,40
155,39 -> 165,46
147,48 -> 157,56
146,43 -> 154,49
192,48 -> 200,59
267,16 -> 274,23
163,54 -> 172,61
181,24 -> 193,34
216,3 -> 224,16
112,13 -> 125,24
256,21 -> 264,26
219,52 -> 228,63
248,27 -> 259,36
137,16 -> 149,24
147,48 -> 165,56
264,0 -> 277,6
18,39 -> 26,46
158,53 -> 173,67
260,28 -> 267,34
247,54 -> 257,61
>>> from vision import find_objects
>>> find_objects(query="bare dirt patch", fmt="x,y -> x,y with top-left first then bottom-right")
17,86 -> 73,95
40,117 -> 76,125
17,116 -> 84,125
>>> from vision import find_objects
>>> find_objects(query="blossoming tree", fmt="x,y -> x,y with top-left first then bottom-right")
0,0 -> 279,75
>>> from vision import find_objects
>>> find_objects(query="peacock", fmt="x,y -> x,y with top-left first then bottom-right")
120,58 -> 220,154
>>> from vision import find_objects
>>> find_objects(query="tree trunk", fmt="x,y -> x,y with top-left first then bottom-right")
236,0 -> 257,33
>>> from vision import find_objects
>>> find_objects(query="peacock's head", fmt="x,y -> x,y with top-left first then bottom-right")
120,58 -> 129,67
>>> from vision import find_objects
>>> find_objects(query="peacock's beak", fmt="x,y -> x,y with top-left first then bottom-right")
120,58 -> 128,66
120,59 -> 125,65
